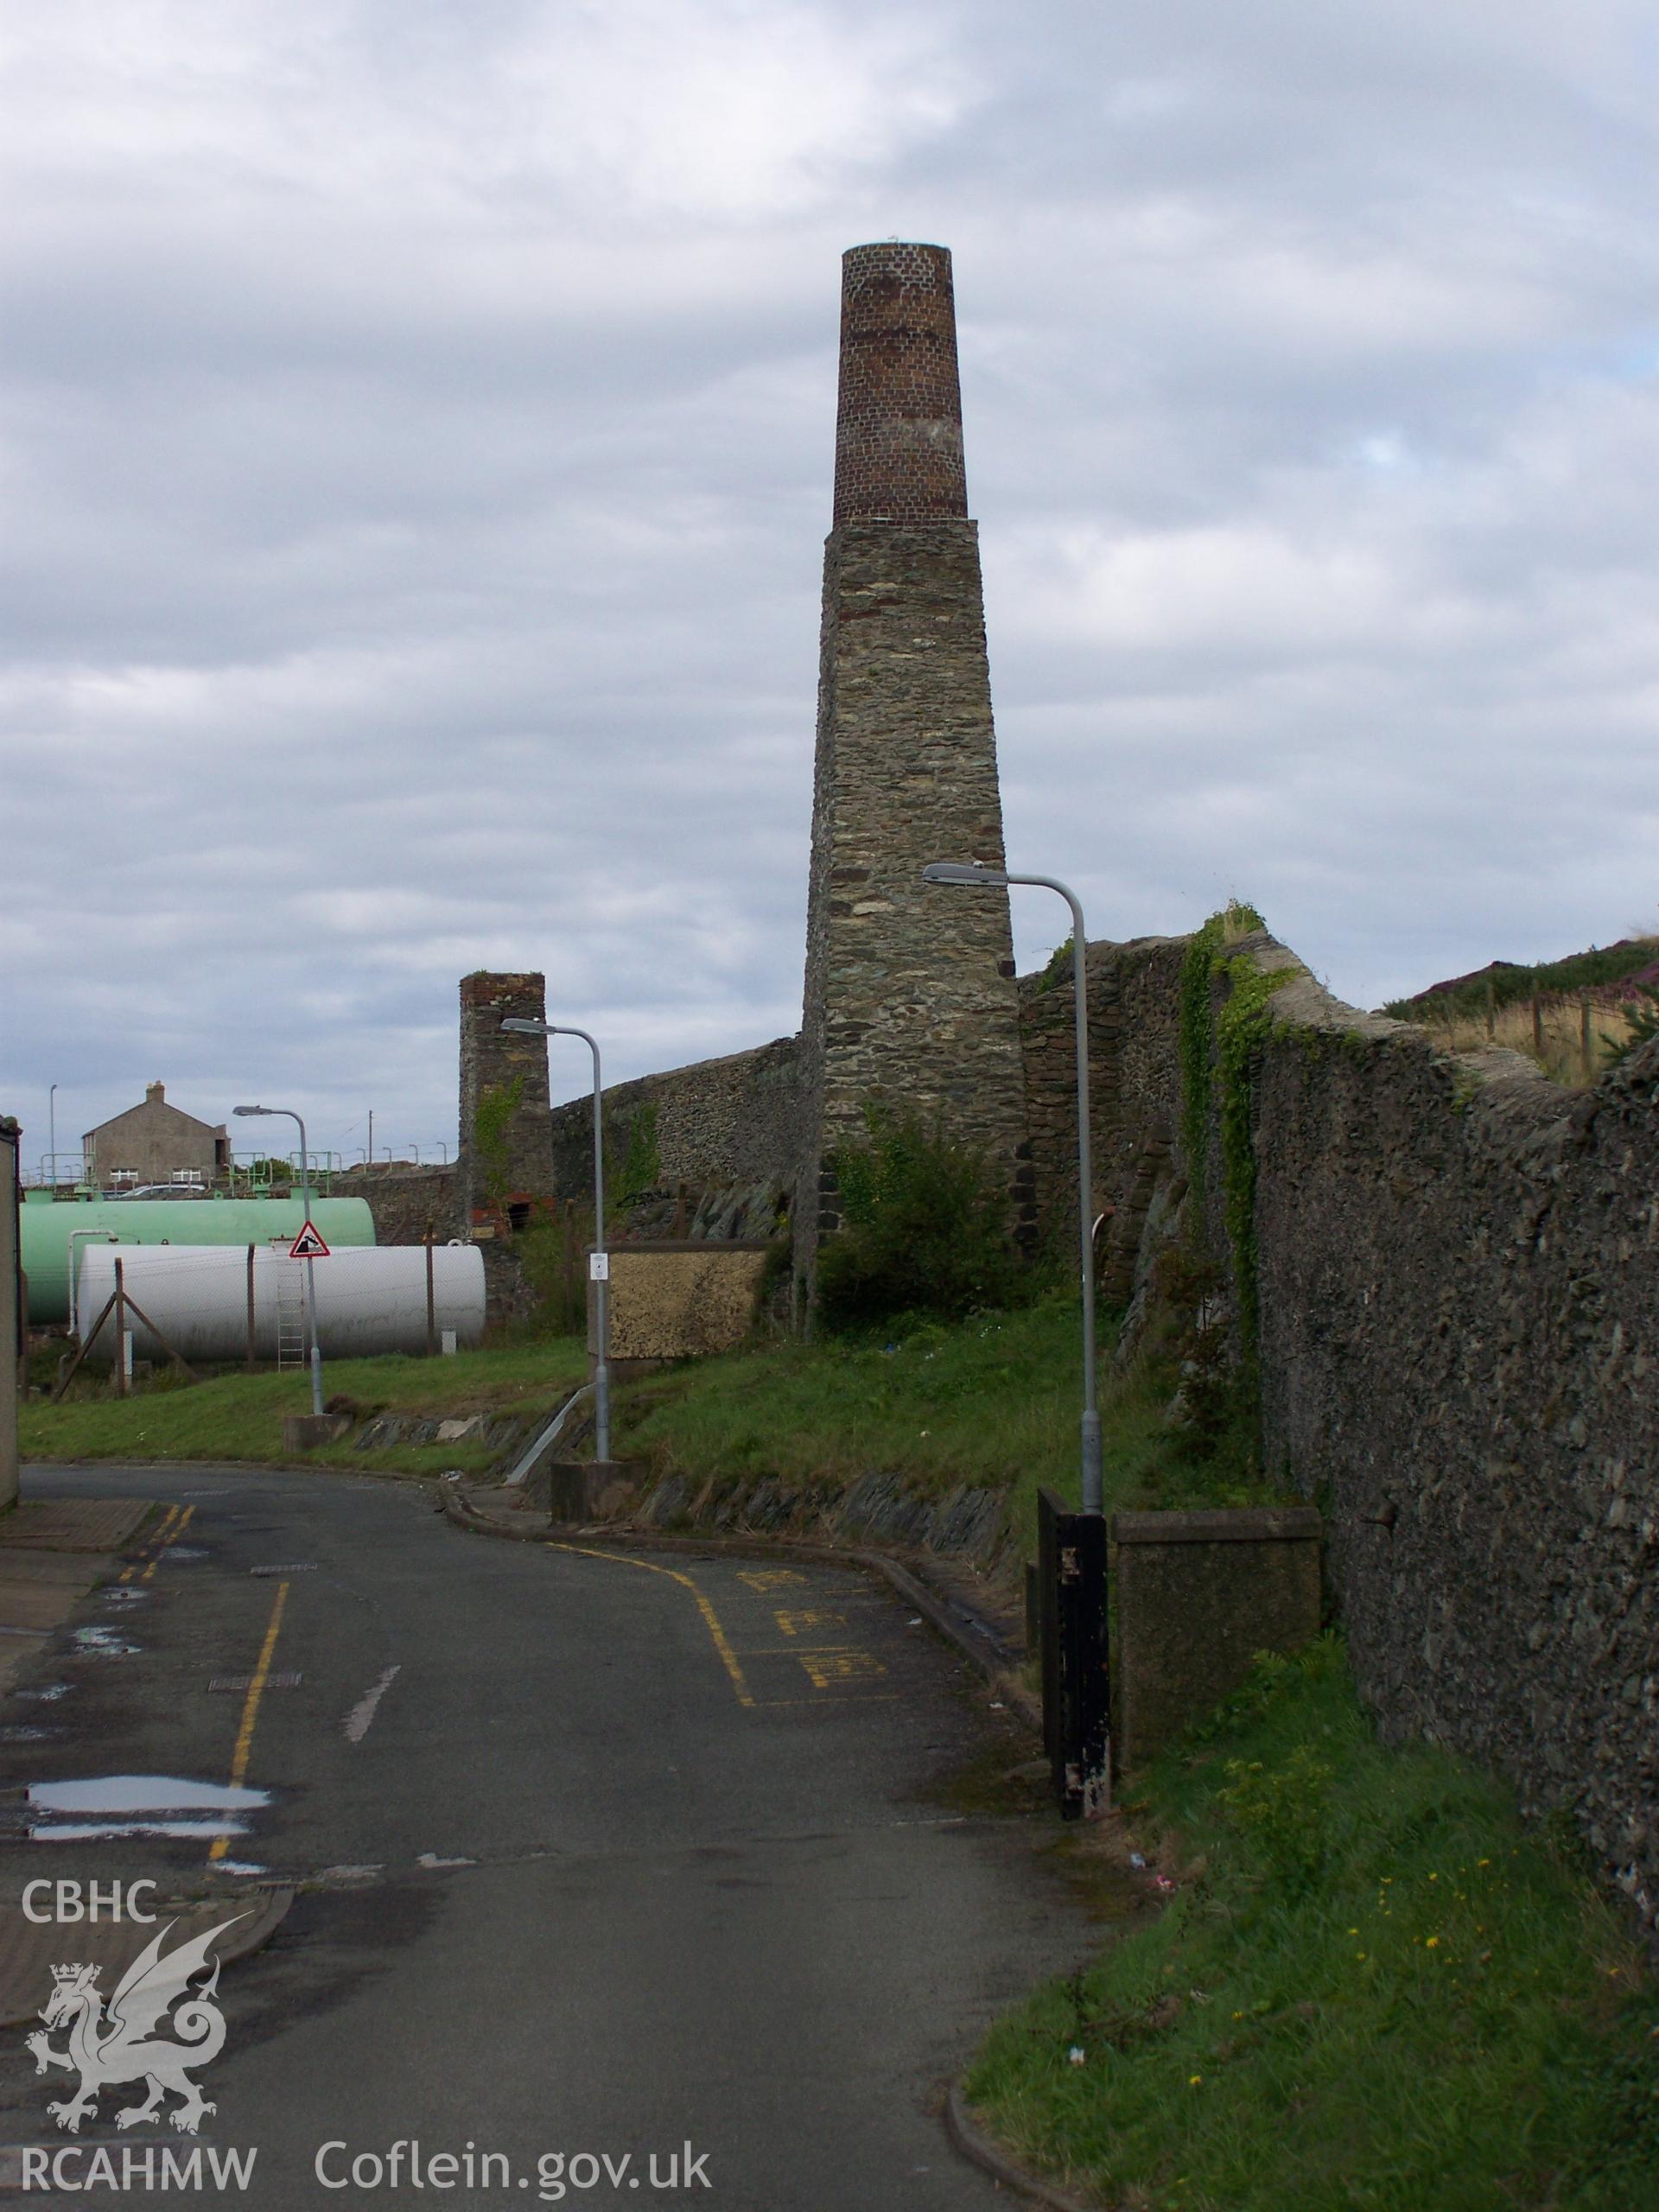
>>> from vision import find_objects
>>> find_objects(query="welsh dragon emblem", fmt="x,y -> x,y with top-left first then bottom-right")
27,1915 -> 246,2136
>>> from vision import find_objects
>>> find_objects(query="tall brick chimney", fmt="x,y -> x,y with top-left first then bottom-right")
832,243 -> 968,526
796,242 -> 1032,1319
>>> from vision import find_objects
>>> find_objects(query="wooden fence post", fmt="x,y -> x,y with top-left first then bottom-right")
246,1243 -> 257,1370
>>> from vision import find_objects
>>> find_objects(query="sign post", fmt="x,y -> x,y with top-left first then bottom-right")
286,1222 -> 328,1410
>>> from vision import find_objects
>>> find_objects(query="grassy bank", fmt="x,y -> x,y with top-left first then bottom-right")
614,1294 -> 1276,1548
18,1342 -> 589,1478
966,1637 -> 1656,2211
21,1293 -> 1271,1536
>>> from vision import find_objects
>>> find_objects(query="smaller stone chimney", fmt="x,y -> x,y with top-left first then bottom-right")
145,1082 -> 164,1106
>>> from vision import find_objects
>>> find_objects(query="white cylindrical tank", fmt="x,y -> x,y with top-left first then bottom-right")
74,1243 -> 486,1365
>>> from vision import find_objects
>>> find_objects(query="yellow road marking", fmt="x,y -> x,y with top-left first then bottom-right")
734,1646 -> 884,1657
118,1502 -> 179,1583
141,1503 -> 194,1580
207,1579 -> 289,1864
798,1651 -> 887,1688
750,1694 -> 902,1707
545,1542 -> 753,1708
735,1569 -> 807,1592
772,1609 -> 846,1637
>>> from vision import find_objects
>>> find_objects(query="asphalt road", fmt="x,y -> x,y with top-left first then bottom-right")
0,1464 -> 1093,2209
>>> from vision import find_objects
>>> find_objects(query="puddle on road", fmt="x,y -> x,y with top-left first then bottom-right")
70,1627 -> 140,1657
160,1546 -> 207,1562
25,1775 -> 272,1844
0,1726 -> 63,1744
218,1861 -> 269,1877
99,1587 -> 149,1606
15,1685 -> 73,1702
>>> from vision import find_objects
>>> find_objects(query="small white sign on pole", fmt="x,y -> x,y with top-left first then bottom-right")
588,1252 -> 609,1281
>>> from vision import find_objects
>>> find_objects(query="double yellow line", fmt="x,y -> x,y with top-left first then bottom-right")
118,1501 -> 194,1583
207,1577 -> 289,1866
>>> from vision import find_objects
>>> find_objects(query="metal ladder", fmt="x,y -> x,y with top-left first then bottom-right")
275,1260 -> 306,1370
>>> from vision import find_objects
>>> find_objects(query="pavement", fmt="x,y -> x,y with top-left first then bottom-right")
0,1497 -> 156,1696
0,1463 -> 1102,2210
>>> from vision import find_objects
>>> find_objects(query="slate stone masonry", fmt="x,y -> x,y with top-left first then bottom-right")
798,242 -> 1032,1308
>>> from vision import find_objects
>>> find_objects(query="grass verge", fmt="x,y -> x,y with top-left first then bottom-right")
965,1637 -> 1657,2212
614,1294 -> 1279,1551
18,1342 -> 589,1478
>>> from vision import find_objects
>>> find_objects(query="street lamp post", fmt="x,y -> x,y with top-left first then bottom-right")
922,861 -> 1102,1513
48,1084 -> 57,1190
233,1104 -> 325,1415
501,1020 -> 610,1462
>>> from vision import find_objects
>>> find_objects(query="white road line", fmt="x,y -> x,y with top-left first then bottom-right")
342,1663 -> 401,1743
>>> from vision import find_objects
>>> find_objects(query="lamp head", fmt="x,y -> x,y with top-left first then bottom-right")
922,860 -> 1008,888
500,1018 -> 555,1037
232,1104 -> 269,1118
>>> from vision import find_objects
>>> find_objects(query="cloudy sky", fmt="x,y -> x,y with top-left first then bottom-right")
3,0 -> 1656,1170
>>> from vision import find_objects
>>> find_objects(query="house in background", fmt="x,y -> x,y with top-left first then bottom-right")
84,1083 -> 230,1188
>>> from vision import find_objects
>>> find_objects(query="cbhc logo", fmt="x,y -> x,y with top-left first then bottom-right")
22,1882 -> 158,1924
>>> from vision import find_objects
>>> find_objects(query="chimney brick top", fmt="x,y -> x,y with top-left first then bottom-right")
832,241 -> 968,528
146,1082 -> 164,1104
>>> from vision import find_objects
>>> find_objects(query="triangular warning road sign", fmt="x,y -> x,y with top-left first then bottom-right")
289,1221 -> 331,1260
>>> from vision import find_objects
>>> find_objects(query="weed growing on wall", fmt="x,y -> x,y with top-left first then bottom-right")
474,1076 -> 524,1211
817,1103 -> 1026,1332
1033,935 -> 1075,995
513,1204 -> 594,1337
606,1101 -> 662,1214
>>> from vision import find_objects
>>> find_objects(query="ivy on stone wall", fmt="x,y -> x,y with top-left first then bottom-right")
1217,955 -> 1293,1357
607,1102 -> 662,1217
474,1075 -> 524,1211
1180,901 -> 1266,1185
1178,900 -> 1289,1373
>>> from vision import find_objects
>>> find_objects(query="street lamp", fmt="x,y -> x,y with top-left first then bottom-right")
233,1103 -> 324,1416
500,1020 -> 611,1463
48,1084 -> 57,1189
923,860 -> 1103,1515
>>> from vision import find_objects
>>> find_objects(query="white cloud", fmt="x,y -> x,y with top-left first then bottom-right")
3,0 -> 1657,1161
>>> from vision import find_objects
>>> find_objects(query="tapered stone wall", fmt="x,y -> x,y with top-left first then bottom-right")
797,243 -> 1032,1308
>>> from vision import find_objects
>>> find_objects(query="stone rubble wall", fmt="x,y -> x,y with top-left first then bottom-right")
1018,938 -> 1188,1294
345,1166 -> 461,1247
548,1035 -> 802,1203
1020,924 -> 1659,1929
1243,949 -> 1659,1934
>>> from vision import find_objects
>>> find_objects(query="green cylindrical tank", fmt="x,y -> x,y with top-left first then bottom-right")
20,1194 -> 378,1327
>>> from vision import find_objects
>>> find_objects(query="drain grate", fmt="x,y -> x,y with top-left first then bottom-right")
249,1564 -> 316,1576
208,1672 -> 303,1693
